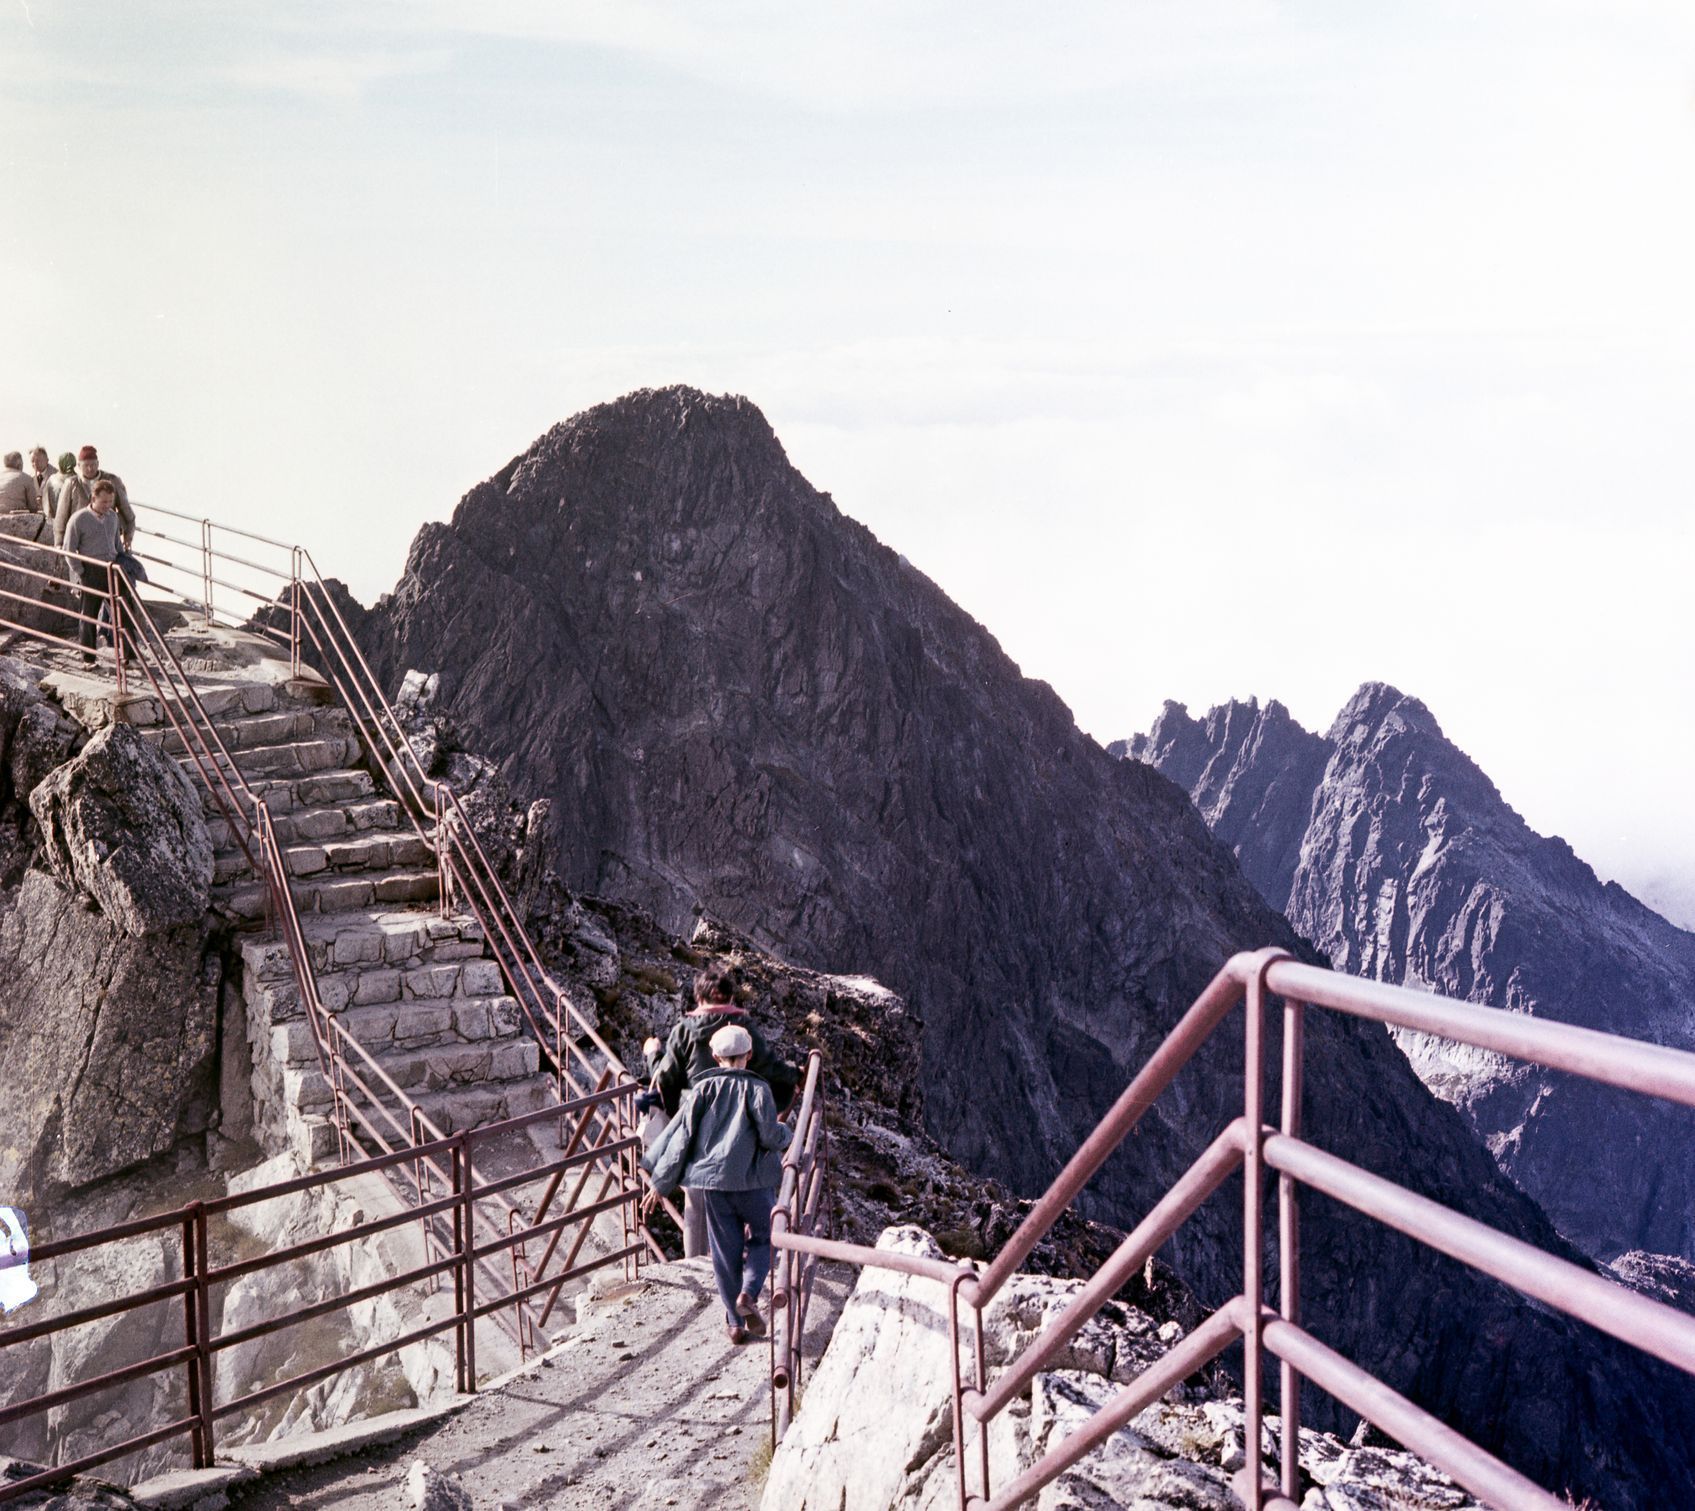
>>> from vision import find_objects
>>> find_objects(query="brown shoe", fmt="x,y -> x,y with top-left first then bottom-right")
735,1293 -> 766,1336
726,1322 -> 749,1345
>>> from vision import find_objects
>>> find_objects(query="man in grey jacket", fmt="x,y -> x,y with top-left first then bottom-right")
63,479 -> 122,663
642,1024 -> 792,1342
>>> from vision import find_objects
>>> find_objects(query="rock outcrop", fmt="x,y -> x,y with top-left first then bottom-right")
344,387 -> 1695,1505
1127,685 -> 1695,1268
31,722 -> 213,935
0,718 -> 220,1198
0,659 -> 80,885
764,1227 -> 1487,1511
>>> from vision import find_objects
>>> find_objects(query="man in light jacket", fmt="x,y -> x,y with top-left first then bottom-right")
0,453 -> 38,514
642,1024 -> 792,1343
56,445 -> 134,549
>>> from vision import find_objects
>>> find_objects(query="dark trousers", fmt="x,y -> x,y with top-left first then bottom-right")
74,562 -> 139,656
700,1186 -> 776,1327
75,564 -> 109,654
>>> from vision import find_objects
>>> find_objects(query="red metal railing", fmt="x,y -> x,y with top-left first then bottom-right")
0,523 -> 637,1354
0,1086 -> 643,1503
125,506 -> 682,1242
772,948 -> 1695,1511
767,1049 -> 829,1439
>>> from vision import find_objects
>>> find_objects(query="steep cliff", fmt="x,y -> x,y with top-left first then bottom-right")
356,387 -> 1695,1503
1128,685 -> 1695,1267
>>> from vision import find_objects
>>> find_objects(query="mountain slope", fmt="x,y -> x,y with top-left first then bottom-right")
356,388 -> 1695,1504
1129,685 -> 1695,1266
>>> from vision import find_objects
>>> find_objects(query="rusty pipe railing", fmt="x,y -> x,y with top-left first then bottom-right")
772,948 -> 1695,1511
126,513 -> 665,1272
0,1088 -> 643,1502
0,532 -> 586,1357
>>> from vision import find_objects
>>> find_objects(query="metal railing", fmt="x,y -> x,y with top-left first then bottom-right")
768,1049 -> 829,1439
0,518 -> 649,1352
771,948 -> 1695,1511
125,504 -> 684,1242
0,1086 -> 644,1503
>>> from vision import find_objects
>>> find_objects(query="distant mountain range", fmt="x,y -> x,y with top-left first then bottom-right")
1122,685 -> 1695,1269
345,387 -> 1694,1504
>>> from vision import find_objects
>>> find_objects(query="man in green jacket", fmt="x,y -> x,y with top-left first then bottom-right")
643,967 -> 796,1115
642,1024 -> 792,1343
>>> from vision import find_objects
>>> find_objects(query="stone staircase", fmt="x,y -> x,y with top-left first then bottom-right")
99,643 -> 557,1168
239,911 -> 550,1166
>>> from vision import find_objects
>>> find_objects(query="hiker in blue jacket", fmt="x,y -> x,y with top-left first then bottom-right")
641,1023 -> 793,1343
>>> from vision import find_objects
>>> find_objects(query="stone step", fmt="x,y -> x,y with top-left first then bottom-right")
214,867 -> 440,920
206,797 -> 407,852
240,909 -> 487,985
147,704 -> 355,756
284,1035 -> 542,1109
51,674 -> 281,731
289,1073 -> 556,1165
247,952 -> 507,1024
212,831 -> 433,884
197,766 -> 375,816
194,733 -> 362,780
267,995 -> 527,1066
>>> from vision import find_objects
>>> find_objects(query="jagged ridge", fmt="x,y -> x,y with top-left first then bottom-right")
353,387 -> 1695,1505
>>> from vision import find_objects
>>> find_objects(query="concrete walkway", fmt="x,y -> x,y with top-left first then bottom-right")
227,1259 -> 844,1511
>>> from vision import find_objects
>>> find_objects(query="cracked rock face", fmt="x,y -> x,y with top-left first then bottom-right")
0,720 -> 220,1199
30,721 -> 213,936
356,387 -> 1695,1505
0,870 -> 221,1196
1127,685 -> 1695,1267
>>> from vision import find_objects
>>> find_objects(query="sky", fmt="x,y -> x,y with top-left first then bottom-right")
3,2 -> 1692,924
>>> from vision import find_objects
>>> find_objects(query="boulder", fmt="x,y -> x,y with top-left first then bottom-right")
0,659 -> 80,886
30,721 -> 212,936
0,871 -> 220,1195
763,1226 -> 1487,1511
407,1461 -> 473,1511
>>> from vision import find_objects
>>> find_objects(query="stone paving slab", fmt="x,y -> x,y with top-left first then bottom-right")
225,1261 -> 847,1511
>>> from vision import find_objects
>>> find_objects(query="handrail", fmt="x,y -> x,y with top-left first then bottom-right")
0,1089 -> 643,1502
1,526 -> 613,1361
771,949 -> 1695,1511
768,1050 -> 827,1436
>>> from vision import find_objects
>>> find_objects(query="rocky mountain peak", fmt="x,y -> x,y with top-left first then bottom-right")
1127,681 -> 1695,1273
354,391 -> 1695,1503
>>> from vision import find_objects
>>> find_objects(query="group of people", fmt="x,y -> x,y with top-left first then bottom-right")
639,968 -> 801,1344
0,444 -> 140,661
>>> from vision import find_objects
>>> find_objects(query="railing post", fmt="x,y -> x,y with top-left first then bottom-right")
451,1137 -> 468,1392
107,563 -> 126,697
1240,958 -> 1269,1511
179,1210 -> 206,1469
972,1294 -> 989,1502
434,784 -> 451,920
555,990 -> 567,1127
1279,998 -> 1306,1501
200,519 -> 213,625
949,1264 -> 976,1511
192,1203 -> 215,1468
458,1130 -> 477,1392
288,548 -> 303,681
508,1209 -> 531,1361
411,1106 -> 438,1292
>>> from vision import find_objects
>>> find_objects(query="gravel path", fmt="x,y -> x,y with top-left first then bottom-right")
227,1259 -> 845,1511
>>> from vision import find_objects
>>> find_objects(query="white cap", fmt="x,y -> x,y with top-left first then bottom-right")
710,1024 -> 753,1059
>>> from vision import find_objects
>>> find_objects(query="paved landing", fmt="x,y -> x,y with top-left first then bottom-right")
227,1259 -> 845,1511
